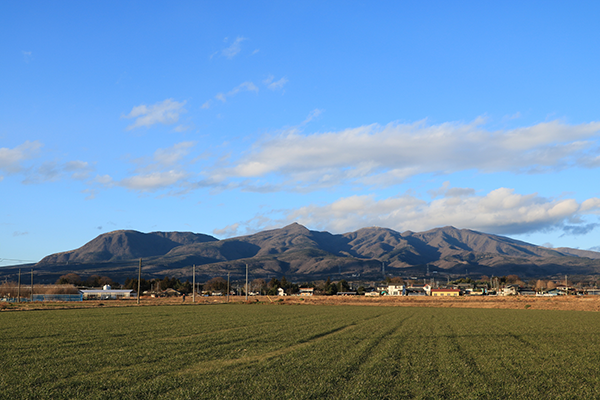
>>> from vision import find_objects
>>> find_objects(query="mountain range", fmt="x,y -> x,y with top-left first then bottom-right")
4,223 -> 600,283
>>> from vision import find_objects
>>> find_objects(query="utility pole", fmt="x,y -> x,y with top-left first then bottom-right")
17,269 -> 21,303
30,269 -> 33,302
227,272 -> 230,303
192,265 -> 196,303
137,258 -> 142,305
245,264 -> 249,301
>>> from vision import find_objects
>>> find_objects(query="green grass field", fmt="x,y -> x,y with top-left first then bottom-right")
1,303 -> 600,399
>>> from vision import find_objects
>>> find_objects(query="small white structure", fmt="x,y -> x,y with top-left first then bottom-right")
80,287 -> 135,300
299,288 -> 314,296
277,288 -> 287,296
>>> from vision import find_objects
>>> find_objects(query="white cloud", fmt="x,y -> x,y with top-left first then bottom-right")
219,119 -> 600,190
64,161 -> 93,180
120,170 -> 188,192
263,75 -> 288,90
228,187 -> 600,238
82,188 -> 98,200
0,141 -> 42,175
220,37 -> 247,59
152,141 -> 195,167
215,82 -> 259,103
22,51 -> 33,63
173,125 -> 192,133
213,223 -> 240,237
106,142 -> 196,193
94,175 -> 113,185
123,99 -> 187,130
0,141 -> 95,184
301,109 -> 323,125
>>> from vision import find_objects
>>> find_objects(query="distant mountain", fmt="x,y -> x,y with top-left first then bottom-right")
37,230 -> 218,265
11,223 -> 600,283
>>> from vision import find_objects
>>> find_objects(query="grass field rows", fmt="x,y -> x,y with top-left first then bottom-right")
2,304 -> 600,399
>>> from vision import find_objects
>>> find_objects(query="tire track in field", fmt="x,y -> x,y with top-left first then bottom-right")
335,309 -> 419,387
177,323 -> 359,375
439,322 -> 500,395
158,311 -> 339,348
505,331 -> 540,350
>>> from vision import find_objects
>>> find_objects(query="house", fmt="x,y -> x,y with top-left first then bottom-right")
387,285 -> 404,296
586,288 -> 600,296
80,285 -> 135,300
409,284 -> 432,295
430,288 -> 461,297
376,285 -> 388,295
500,285 -> 519,296
299,287 -> 314,296
405,287 -> 428,296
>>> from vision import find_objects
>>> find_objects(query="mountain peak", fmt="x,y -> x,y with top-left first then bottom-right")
281,222 -> 310,233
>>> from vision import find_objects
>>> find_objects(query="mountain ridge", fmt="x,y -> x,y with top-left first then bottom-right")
23,223 -> 600,282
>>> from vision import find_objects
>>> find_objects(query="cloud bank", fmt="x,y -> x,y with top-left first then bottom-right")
221,119 -> 600,190
216,186 -> 600,238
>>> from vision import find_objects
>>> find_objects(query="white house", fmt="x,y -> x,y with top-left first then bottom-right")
387,285 -> 404,296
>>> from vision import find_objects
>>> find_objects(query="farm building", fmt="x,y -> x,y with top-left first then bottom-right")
430,289 -> 461,297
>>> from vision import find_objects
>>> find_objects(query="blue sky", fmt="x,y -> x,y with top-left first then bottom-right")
2,1 -> 600,265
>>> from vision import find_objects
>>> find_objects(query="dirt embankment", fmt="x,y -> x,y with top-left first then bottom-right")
280,295 -> 600,312
4,295 -> 600,312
